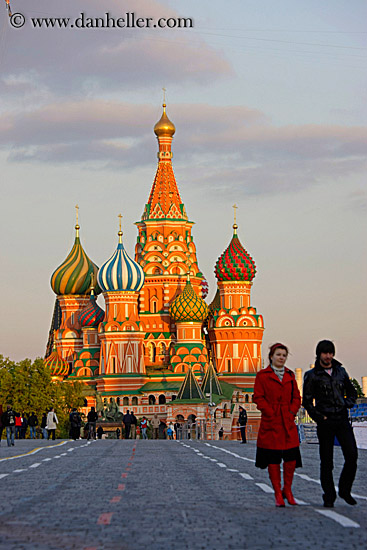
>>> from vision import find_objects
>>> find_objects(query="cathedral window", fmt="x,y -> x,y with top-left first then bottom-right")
149,395 -> 156,405
159,395 -> 166,405
132,397 -> 138,406
123,397 -> 129,406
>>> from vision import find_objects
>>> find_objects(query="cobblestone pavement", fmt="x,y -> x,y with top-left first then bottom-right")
0,438 -> 366,550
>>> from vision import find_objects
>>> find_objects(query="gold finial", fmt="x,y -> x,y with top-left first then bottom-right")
90,272 -> 95,295
75,204 -> 80,236
162,87 -> 166,106
232,204 -> 238,235
118,213 -> 123,243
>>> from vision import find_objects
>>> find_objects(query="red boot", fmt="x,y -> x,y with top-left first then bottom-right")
282,460 -> 297,505
268,464 -> 285,507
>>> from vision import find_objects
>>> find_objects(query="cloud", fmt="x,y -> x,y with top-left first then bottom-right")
1,100 -> 366,195
1,0 -> 231,99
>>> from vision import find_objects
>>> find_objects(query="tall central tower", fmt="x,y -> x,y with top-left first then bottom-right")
135,103 -> 207,369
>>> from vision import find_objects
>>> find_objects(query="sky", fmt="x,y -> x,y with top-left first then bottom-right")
0,0 -> 366,382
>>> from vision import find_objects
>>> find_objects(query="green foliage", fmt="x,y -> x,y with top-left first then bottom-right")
351,378 -> 364,398
0,355 -> 85,438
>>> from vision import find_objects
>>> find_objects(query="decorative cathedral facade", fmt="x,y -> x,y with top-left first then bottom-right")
45,104 -> 265,438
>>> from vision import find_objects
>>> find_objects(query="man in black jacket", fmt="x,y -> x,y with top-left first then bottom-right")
303,340 -> 358,508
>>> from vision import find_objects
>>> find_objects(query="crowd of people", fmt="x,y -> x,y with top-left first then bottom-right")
0,407 -> 58,446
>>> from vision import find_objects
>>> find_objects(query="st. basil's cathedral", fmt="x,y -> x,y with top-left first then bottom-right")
44,103 -> 265,438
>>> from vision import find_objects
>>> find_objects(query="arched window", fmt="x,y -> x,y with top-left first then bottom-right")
123,397 -> 129,406
151,300 -> 158,313
132,396 -> 138,406
171,395 -> 177,401
149,343 -> 156,362
149,395 -> 156,405
245,394 -> 249,403
159,395 -> 166,404
223,404 -> 227,418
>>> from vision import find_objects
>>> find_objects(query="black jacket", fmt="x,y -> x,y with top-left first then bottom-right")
302,359 -> 357,423
238,409 -> 247,426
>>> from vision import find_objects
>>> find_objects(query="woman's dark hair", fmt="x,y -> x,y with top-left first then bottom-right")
316,340 -> 335,358
268,343 -> 289,362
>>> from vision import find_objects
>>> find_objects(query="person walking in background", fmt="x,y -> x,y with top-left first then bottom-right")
4,405 -> 16,447
41,413 -> 48,439
15,413 -> 22,439
253,343 -> 302,507
87,407 -> 98,440
28,412 -> 38,439
140,416 -> 148,439
151,414 -> 160,440
21,413 -> 28,439
69,408 -> 82,440
238,406 -> 248,443
303,340 -> 358,508
0,412 -> 3,445
97,425 -> 104,439
46,408 -> 58,440
123,410 -> 132,439
167,424 -> 174,440
130,411 -> 137,439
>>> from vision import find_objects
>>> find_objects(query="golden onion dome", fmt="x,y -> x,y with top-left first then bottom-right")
170,277 -> 208,323
154,103 -> 176,138
44,347 -> 69,377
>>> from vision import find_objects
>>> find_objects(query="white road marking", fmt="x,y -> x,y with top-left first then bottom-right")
227,469 -> 239,472
315,509 -> 360,528
42,458 -> 52,461
53,455 -> 61,459
351,492 -> 367,501
296,473 -> 320,484
60,453 -> 67,456
67,448 -> 74,452
209,458 -> 217,462
239,473 -> 253,480
0,474 -> 9,479
295,498 -> 309,505
256,483 -> 274,494
13,469 -> 27,473
216,463 -> 227,468
29,463 -> 41,468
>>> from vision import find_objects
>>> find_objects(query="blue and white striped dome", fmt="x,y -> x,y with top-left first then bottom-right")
97,232 -> 145,293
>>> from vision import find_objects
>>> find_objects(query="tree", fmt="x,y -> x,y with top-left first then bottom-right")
0,355 -> 85,437
351,378 -> 364,398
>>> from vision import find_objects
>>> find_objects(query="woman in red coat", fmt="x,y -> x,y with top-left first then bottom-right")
253,343 -> 302,507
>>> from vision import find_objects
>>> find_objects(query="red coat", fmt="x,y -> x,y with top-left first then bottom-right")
253,366 -> 301,450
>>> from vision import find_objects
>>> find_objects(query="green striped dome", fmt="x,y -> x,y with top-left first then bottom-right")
170,279 -> 208,323
51,227 -> 100,296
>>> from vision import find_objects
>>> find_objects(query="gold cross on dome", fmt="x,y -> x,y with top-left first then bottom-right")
118,213 -> 122,232
232,204 -> 238,225
75,204 -> 79,225
162,87 -> 166,103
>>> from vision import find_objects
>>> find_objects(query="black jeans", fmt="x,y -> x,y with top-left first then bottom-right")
240,426 -> 247,443
317,418 -> 358,503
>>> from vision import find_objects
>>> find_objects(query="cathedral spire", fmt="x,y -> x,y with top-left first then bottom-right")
141,102 -> 187,221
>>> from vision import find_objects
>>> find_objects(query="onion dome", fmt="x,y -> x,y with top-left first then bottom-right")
97,222 -> 145,293
51,222 -> 100,296
79,290 -> 104,328
154,103 -> 176,138
170,276 -> 209,322
44,346 -> 69,377
215,224 -> 256,282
